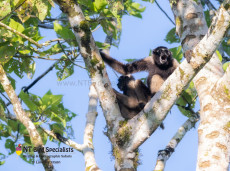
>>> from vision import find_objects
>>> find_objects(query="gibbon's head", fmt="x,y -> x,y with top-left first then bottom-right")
153,46 -> 173,68
117,75 -> 135,91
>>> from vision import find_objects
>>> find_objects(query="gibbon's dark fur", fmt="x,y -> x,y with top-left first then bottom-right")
114,75 -> 151,119
100,46 -> 179,96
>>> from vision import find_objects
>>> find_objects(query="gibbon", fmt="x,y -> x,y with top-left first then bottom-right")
100,46 -> 179,96
100,46 -> 179,119
114,75 -> 151,119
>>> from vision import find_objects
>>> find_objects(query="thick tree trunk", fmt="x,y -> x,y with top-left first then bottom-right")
170,0 -> 230,170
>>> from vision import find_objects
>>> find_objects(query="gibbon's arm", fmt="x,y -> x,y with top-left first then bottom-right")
100,51 -> 149,75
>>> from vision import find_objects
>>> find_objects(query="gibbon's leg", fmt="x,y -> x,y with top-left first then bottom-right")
114,89 -> 140,109
150,74 -> 165,95
134,79 -> 151,107
113,89 -> 141,119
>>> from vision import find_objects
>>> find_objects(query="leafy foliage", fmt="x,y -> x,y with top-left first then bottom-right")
5,139 -> 16,155
170,46 -> 183,62
223,62 -> 230,71
165,27 -> 180,44
176,82 -> 197,118
55,56 -> 74,81
19,90 -> 76,133
204,10 -> 211,27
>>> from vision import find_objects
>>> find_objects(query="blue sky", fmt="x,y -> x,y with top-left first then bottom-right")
1,1 -> 202,171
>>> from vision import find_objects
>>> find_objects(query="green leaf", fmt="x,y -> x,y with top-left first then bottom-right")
176,82 -> 197,118
131,3 -> 146,13
54,21 -> 76,46
19,49 -> 31,54
37,127 -> 48,144
35,0 -> 50,21
0,0 -> 11,19
223,62 -> 230,71
19,91 -> 38,111
5,139 -> 15,155
125,58 -> 136,62
94,0 -> 107,11
9,19 -> 25,33
0,124 -> 11,138
165,27 -> 180,44
216,50 -> 222,62
42,91 -> 63,107
95,42 -> 110,49
0,160 -> 5,165
20,143 -> 34,164
222,38 -> 230,56
51,112 -> 66,127
78,0 -> 95,11
0,46 -> 16,63
55,56 -> 74,81
50,123 -> 65,135
204,10 -> 211,27
39,44 -> 64,57
8,120 -> 19,132
170,46 -> 183,62
54,21 -> 74,39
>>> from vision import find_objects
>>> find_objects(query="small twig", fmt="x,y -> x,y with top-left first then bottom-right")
22,61 -> 59,93
14,55 -> 83,62
155,0 -> 175,25
57,41 -> 86,69
41,38 -> 64,47
14,123 -> 20,143
0,0 -> 27,21
14,55 -> 61,61
204,0 -> 217,10
91,25 -> 101,32
38,23 -> 54,29
0,21 -> 43,48
6,61 -> 58,106
41,127 -> 84,152
0,92 -> 11,104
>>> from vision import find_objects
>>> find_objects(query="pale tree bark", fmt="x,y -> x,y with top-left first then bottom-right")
0,65 -> 54,171
170,0 -> 230,170
154,112 -> 199,171
54,0 -> 229,170
43,85 -> 101,171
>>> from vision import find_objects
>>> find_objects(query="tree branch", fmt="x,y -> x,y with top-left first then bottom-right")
0,64 -> 54,170
82,85 -> 101,171
126,2 -> 230,151
54,0 -> 123,144
42,85 -> 101,170
170,0 -> 230,170
0,0 -> 27,21
0,21 -> 43,48
155,0 -> 175,25
42,128 -> 84,152
154,112 -> 199,171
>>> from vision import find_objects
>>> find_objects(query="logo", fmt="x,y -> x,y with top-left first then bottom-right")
16,144 -> 22,156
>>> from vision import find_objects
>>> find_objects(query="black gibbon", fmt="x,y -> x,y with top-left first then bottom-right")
100,46 -> 179,96
114,75 -> 151,119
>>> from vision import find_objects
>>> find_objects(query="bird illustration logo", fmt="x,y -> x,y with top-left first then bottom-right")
16,144 -> 22,156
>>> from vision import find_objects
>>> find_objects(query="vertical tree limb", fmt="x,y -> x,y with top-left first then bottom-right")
82,85 -> 101,171
170,0 -> 230,170
54,0 -> 123,139
42,85 -> 101,171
